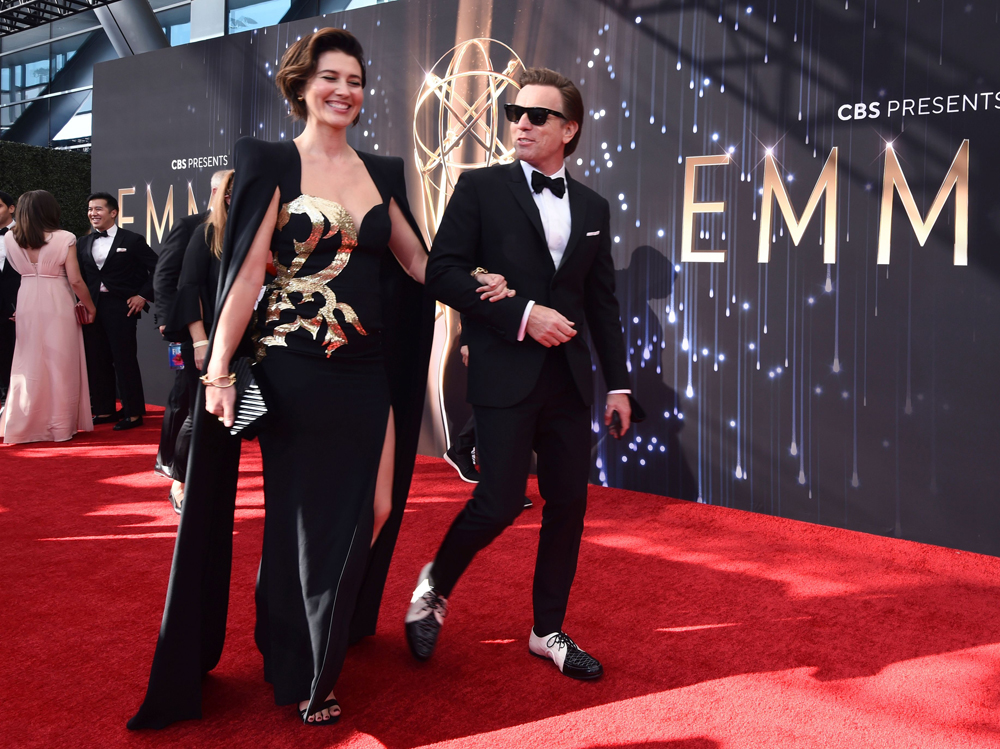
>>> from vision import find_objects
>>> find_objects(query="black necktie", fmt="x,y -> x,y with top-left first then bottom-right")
531,170 -> 566,199
96,230 -> 109,238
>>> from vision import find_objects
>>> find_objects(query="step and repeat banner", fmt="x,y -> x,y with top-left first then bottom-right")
92,0 -> 1000,555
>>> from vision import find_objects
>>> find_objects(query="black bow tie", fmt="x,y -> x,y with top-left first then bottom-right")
96,230 -> 109,238
531,170 -> 566,199
0,227 -> 8,236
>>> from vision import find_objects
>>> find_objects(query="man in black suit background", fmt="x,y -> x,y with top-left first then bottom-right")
152,170 -> 225,496
0,191 -> 18,405
78,192 -> 158,430
406,68 -> 632,679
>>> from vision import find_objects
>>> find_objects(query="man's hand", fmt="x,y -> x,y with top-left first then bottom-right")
460,344 -> 469,367
525,304 -> 576,347
474,272 -> 517,303
126,295 -> 146,317
604,392 -> 632,438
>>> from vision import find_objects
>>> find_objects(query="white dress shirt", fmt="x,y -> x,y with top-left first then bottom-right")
513,162 -> 629,396
517,161 -> 570,342
91,224 -> 118,293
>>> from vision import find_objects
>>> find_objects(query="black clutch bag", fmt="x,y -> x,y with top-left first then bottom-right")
229,357 -> 268,439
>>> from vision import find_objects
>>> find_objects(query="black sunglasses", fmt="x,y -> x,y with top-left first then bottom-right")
504,103 -> 567,126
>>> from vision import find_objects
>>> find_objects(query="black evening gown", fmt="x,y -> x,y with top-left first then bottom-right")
128,138 -> 435,728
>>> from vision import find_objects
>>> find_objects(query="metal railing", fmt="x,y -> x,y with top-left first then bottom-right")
0,0 -> 117,36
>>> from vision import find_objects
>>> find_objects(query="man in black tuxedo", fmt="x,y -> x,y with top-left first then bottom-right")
0,191 -> 18,405
406,68 -> 632,679
152,170 -> 225,495
78,192 -> 158,430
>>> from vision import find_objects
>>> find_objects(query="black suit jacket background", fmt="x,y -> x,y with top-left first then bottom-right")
77,227 -> 158,314
153,212 -> 208,330
426,161 -> 629,409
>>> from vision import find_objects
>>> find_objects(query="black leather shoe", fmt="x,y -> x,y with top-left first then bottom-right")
528,630 -> 603,680
443,446 -> 479,483
523,496 -> 533,509
113,416 -> 143,431
405,563 -> 448,660
93,414 -> 117,425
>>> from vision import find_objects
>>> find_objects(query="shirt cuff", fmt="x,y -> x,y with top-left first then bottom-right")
607,389 -> 632,395
517,300 -> 535,342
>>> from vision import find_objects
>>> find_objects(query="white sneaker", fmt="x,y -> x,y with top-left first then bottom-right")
405,562 -> 448,660
529,628 -> 604,680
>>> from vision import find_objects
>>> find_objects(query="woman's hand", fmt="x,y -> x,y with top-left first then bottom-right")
474,272 -> 517,302
204,367 -> 236,427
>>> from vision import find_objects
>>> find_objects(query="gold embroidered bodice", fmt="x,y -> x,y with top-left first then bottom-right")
256,193 -> 391,360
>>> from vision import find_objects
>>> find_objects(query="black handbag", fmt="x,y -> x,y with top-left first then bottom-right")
229,357 -> 268,439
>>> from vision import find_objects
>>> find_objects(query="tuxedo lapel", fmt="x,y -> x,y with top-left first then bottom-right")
506,162 -> 546,245
79,235 -> 99,274
557,175 -> 588,275
101,229 -> 126,271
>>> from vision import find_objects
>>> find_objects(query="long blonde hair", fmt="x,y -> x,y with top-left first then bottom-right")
206,170 -> 235,259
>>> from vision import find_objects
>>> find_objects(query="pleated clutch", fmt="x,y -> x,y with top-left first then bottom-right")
229,357 -> 268,439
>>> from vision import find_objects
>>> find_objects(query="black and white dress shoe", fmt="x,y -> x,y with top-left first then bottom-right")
529,629 -> 603,680
405,562 -> 448,660
443,446 -> 479,483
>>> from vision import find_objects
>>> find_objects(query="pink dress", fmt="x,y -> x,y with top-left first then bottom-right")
0,230 -> 93,443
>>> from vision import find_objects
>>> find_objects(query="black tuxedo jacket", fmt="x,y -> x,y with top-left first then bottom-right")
77,227 -> 158,315
427,160 -> 629,408
0,259 -> 20,318
153,212 -> 208,328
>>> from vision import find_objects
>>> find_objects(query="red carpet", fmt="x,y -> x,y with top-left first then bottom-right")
2,412 -> 999,748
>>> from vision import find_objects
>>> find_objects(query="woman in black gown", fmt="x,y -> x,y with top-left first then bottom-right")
129,28 -> 513,729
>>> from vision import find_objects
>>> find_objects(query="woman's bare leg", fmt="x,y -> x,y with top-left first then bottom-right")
372,407 -> 395,547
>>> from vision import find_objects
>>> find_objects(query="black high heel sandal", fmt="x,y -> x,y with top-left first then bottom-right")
298,697 -> 341,725
168,487 -> 182,515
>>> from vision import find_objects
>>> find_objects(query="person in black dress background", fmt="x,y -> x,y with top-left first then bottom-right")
161,170 -> 234,513
153,170 -> 227,504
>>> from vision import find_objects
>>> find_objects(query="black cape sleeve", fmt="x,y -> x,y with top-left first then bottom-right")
127,139 -> 434,729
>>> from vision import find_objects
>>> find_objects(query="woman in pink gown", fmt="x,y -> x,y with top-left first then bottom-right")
0,190 -> 96,444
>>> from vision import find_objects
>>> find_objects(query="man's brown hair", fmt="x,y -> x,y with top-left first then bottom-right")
12,190 -> 60,251
517,67 -> 584,157
276,28 -> 366,125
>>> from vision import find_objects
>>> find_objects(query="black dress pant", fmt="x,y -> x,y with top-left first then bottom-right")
83,293 -> 146,418
453,413 -> 477,455
156,343 -> 199,479
0,316 -> 14,400
431,348 -> 591,635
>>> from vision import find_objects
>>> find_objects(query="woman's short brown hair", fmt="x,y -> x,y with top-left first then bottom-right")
12,190 -> 60,251
276,28 -> 366,125
517,67 -> 584,157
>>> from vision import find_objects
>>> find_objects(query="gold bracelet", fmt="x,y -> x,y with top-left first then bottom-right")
199,373 -> 237,388
470,267 -> 488,277
192,340 -> 209,349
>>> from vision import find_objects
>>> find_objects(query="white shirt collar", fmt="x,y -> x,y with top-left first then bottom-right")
95,224 -> 118,240
520,160 -> 567,184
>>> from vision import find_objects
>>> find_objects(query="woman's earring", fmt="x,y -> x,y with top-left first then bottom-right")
297,96 -> 304,101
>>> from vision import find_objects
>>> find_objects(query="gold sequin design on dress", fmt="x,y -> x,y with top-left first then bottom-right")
258,195 -> 367,358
